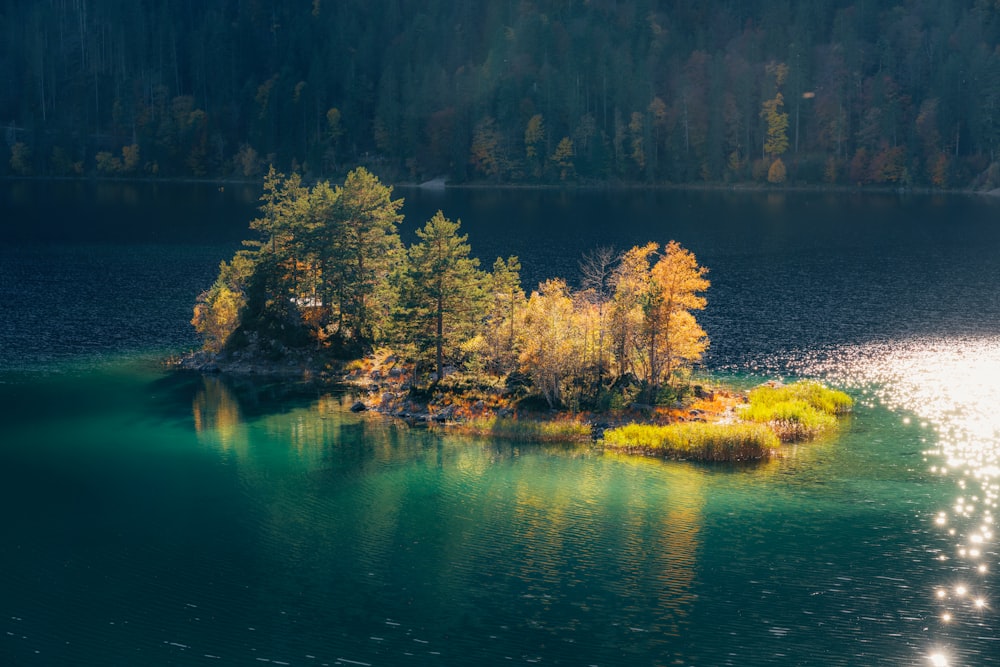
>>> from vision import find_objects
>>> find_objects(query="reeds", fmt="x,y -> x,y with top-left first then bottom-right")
740,380 -> 853,441
455,415 -> 592,443
602,421 -> 780,461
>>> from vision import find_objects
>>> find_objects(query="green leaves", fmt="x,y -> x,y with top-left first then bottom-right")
395,212 -> 486,379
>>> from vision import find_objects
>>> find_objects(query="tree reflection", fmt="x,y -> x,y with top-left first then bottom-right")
192,375 -> 248,457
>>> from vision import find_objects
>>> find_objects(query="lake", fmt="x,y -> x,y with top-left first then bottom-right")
2,181 -> 999,665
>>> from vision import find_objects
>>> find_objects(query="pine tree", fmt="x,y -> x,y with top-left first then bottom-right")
396,212 -> 485,380
330,167 -> 404,344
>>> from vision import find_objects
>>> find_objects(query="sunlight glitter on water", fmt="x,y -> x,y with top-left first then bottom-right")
780,335 -> 1000,665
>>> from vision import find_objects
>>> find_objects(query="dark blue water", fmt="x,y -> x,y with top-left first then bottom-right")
2,182 -> 999,666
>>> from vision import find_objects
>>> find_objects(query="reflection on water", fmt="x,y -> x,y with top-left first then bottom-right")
785,335 -> 1000,666
183,374 -> 710,664
192,376 -> 247,455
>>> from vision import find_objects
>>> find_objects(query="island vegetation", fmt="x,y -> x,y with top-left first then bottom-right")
4,1 -> 1000,191
187,167 -> 853,461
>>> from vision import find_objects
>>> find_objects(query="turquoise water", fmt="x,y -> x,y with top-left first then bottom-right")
0,358 -> 984,665
2,184 -> 999,665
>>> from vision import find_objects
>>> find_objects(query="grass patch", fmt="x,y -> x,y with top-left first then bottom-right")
747,380 -> 853,414
741,381 -> 853,441
602,421 -> 780,462
454,416 -> 592,443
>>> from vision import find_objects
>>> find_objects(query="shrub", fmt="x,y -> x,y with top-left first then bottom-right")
602,422 -> 780,461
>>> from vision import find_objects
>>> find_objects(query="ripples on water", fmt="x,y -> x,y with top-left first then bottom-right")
758,336 -> 1000,666
5,187 -> 1000,665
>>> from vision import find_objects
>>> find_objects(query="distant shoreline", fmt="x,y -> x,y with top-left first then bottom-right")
3,173 -> 995,198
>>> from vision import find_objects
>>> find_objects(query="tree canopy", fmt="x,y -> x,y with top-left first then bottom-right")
196,168 -> 711,408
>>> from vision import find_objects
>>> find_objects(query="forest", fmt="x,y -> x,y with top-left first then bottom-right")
193,167 -> 711,410
4,0 -> 1000,189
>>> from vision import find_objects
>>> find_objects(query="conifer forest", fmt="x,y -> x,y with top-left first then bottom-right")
4,0 -> 1000,188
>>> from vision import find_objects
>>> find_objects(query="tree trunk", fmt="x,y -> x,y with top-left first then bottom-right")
436,291 -> 444,380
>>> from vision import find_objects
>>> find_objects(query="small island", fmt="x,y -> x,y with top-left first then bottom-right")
181,167 -> 852,460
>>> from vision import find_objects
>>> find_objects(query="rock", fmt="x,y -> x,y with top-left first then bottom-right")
350,401 -> 367,413
388,367 -> 404,378
433,405 -> 457,422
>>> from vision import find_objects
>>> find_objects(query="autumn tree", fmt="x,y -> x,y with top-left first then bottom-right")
610,241 -> 709,401
644,241 -> 709,393
610,242 -> 657,380
579,246 -> 618,390
629,111 -> 646,174
470,116 -> 503,180
395,212 -> 485,380
192,253 -> 256,353
519,279 -> 584,409
549,137 -> 575,180
761,62 -> 790,181
524,114 -> 545,178
483,256 -> 525,376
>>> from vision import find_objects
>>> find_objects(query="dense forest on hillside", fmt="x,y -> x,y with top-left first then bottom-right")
4,1 -> 1000,188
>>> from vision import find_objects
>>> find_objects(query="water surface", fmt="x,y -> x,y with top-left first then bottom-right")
2,183 -> 999,665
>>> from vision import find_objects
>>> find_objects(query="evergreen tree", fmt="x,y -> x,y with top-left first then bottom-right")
396,212 -> 486,380
330,167 -> 405,344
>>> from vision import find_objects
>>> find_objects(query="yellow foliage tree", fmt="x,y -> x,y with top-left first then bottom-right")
610,242 -> 658,379
192,255 -> 254,353
549,136 -> 575,180
645,240 -> 709,391
767,157 -> 787,183
192,284 -> 243,353
524,114 -> 545,177
761,93 -> 789,158
519,279 -> 585,408
95,150 -> 123,173
629,111 -> 645,172
122,144 -> 141,173
612,241 -> 709,400
470,116 -> 502,179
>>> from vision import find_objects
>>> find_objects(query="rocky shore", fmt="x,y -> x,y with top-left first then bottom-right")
172,347 -> 740,433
